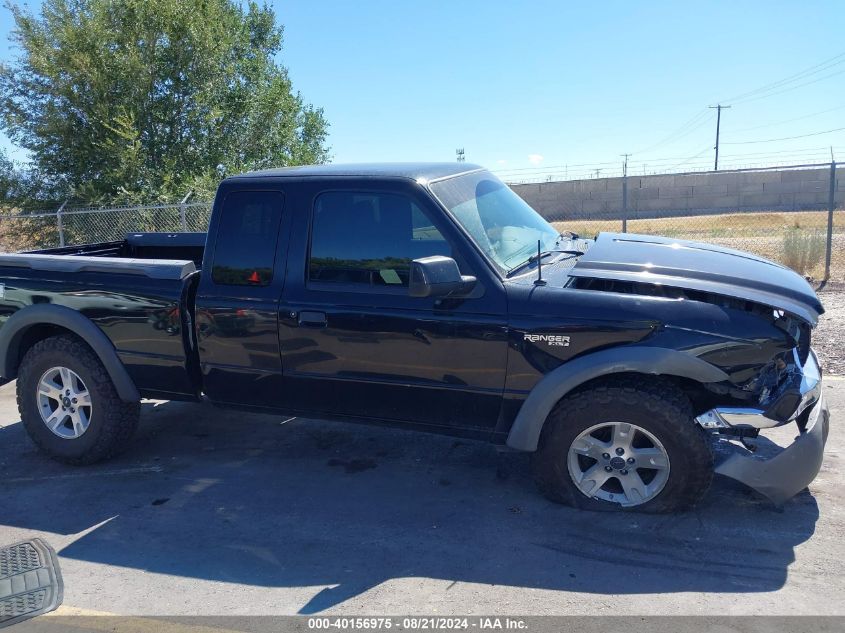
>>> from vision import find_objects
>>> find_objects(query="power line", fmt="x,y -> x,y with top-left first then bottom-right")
733,67 -> 845,106
730,104 -> 845,133
632,109 -> 712,155
674,143 -> 716,170
655,112 -> 716,147
491,145 -> 845,178
722,126 -> 845,145
629,51 -> 845,160
498,146 -> 845,183
721,145 -> 845,157
490,147 -> 844,177
720,51 -> 845,103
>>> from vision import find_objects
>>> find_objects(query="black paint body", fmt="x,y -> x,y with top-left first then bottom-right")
0,164 -> 823,445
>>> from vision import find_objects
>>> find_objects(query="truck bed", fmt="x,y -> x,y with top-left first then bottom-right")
0,253 -> 197,280
0,232 -> 207,399
26,232 -> 206,271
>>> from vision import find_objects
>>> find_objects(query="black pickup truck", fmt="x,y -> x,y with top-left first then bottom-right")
0,163 -> 829,512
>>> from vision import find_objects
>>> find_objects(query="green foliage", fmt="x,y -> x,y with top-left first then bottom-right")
0,0 -> 330,204
782,226 -> 825,276
0,148 -> 58,209
0,148 -> 19,204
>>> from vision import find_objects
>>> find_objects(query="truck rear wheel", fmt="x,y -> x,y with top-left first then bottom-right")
532,377 -> 713,513
17,335 -> 140,464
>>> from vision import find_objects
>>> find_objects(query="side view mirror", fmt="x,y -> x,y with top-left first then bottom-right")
409,256 -> 477,298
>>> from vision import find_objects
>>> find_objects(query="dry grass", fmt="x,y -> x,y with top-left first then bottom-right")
554,210 -> 834,239
552,209 -> 845,282
0,215 -> 60,252
782,227 -> 825,275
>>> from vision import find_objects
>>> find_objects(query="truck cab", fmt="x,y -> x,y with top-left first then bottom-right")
196,165 -> 509,434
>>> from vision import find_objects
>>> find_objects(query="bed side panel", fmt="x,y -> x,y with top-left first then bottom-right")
0,268 -> 196,399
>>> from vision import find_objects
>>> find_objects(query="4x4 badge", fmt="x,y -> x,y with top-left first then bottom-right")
524,333 -> 570,347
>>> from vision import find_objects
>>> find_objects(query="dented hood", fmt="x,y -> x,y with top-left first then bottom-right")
569,232 -> 824,325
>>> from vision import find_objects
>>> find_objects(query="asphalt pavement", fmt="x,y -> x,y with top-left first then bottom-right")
0,378 -> 843,617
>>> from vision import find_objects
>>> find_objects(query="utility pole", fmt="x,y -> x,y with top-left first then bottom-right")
621,153 -> 631,233
709,104 -> 731,170
825,159 -> 836,281
456,148 -> 465,163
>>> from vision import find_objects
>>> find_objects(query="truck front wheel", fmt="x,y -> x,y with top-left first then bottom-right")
532,377 -> 713,513
17,335 -> 140,464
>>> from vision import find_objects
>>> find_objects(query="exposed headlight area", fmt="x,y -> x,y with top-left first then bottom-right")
772,310 -> 811,364
696,346 -> 821,431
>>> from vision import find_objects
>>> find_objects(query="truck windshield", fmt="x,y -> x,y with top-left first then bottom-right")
429,170 -> 560,274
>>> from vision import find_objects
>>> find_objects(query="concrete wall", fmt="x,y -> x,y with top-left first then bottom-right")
510,166 -> 845,221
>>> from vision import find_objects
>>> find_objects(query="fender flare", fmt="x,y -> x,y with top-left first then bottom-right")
0,304 -> 141,402
505,346 -> 730,452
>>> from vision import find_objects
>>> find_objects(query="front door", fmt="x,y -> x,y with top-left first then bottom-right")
279,181 -> 508,433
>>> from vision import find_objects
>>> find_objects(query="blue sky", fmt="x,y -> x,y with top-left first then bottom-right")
2,0 -> 845,181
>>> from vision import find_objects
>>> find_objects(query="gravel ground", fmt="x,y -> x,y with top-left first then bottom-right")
816,287 -> 845,375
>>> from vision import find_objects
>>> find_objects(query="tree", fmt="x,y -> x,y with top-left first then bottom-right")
0,149 -> 21,205
0,148 -> 55,208
0,0 -> 329,203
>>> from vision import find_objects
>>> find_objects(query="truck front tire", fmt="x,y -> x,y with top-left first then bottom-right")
532,376 -> 713,513
17,335 -> 140,464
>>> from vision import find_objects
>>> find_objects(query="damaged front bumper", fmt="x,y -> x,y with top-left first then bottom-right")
695,348 -> 830,505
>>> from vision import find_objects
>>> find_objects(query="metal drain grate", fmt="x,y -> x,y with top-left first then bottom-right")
0,539 -> 63,628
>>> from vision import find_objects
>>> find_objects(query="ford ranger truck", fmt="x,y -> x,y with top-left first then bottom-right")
0,163 -> 829,512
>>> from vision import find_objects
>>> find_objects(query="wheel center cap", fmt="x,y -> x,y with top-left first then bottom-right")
62,397 -> 71,408
609,456 -> 626,470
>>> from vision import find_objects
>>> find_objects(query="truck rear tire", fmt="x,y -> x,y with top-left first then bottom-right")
532,376 -> 713,513
16,334 -> 140,465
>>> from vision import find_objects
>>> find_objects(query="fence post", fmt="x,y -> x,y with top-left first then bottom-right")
824,161 -> 836,282
622,173 -> 628,233
179,190 -> 193,231
56,200 -> 68,247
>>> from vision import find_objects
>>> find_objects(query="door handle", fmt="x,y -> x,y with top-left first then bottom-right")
298,310 -> 327,327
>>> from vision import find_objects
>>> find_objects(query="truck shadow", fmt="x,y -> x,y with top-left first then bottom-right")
0,397 -> 821,613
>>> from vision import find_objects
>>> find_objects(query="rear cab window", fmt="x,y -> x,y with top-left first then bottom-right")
211,190 -> 285,286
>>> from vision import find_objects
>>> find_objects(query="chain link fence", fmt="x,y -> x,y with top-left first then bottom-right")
510,162 -> 844,283
0,201 -> 211,252
0,164 -> 842,283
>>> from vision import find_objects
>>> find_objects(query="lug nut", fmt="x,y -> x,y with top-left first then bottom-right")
620,469 -> 628,475
602,453 -> 610,460
66,389 -> 70,395
615,447 -> 625,456
70,408 -> 75,413
72,398 -> 77,404
627,457 -> 635,464
604,466 -> 613,472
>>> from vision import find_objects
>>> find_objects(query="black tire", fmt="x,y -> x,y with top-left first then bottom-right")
532,376 -> 713,513
17,334 -> 140,465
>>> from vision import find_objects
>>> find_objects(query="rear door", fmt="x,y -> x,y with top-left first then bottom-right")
195,181 -> 291,408
278,178 -> 509,433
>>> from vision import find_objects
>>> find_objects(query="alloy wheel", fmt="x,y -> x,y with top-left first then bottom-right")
567,421 -> 671,507
36,366 -> 93,439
